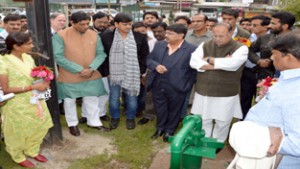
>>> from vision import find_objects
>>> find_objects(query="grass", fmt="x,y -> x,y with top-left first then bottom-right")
0,108 -> 167,169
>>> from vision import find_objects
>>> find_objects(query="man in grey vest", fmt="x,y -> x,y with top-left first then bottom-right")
190,23 -> 248,143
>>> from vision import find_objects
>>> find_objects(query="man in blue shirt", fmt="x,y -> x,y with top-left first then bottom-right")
229,31 -> 300,168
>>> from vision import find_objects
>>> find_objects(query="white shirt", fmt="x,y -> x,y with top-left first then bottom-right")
189,41 -> 248,120
0,29 -> 8,39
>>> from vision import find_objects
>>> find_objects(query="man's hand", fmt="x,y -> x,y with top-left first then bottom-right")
79,68 -> 94,78
258,59 -> 271,68
155,65 -> 168,74
200,64 -> 214,70
267,127 -> 283,156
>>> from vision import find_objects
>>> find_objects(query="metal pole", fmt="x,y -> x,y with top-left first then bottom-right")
25,0 -> 63,144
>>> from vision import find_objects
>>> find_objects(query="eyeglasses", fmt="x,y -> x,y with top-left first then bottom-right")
191,20 -> 204,23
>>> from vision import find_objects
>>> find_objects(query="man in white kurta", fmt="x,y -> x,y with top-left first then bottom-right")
190,23 -> 248,142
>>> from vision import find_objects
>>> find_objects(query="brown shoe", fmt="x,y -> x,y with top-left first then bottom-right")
69,126 -> 80,136
88,125 -> 111,132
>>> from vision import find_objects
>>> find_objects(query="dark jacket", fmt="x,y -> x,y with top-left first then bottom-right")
147,40 -> 197,93
99,30 -> 149,77
248,33 -> 275,79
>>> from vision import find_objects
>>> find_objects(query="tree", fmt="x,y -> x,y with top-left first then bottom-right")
281,0 -> 300,21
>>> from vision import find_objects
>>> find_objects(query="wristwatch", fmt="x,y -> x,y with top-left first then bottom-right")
207,57 -> 210,64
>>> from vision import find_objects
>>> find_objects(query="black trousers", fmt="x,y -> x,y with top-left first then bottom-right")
152,82 -> 187,134
240,68 -> 258,119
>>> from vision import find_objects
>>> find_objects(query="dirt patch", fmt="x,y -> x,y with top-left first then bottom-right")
31,129 -> 116,169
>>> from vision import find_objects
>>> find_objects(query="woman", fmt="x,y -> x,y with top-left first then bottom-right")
0,32 -> 53,168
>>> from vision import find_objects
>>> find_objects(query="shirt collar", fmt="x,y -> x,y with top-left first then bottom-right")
280,68 -> 300,80
232,26 -> 238,38
167,40 -> 184,49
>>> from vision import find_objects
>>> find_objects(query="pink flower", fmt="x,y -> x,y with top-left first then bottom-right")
31,71 -> 39,77
37,71 -> 47,78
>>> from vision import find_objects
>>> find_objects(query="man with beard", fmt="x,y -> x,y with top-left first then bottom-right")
20,15 -> 28,33
249,12 -> 295,80
0,14 -> 21,53
91,12 -> 109,36
143,11 -> 159,39
79,11 -> 111,124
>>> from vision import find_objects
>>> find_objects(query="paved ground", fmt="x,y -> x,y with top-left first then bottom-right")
149,144 -> 235,169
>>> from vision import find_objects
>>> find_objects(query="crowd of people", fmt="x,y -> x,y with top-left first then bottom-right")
0,8 -> 299,168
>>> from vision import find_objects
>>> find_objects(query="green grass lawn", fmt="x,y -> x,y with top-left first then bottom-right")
0,111 -> 167,169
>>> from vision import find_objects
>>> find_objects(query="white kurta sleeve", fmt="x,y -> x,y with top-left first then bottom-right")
214,45 -> 248,71
190,42 -> 209,72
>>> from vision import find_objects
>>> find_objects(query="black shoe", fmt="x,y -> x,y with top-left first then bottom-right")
163,133 -> 173,142
69,126 -> 80,136
100,115 -> 110,122
88,125 -> 111,132
138,118 -> 150,125
151,130 -> 164,139
59,103 -> 65,115
110,118 -> 120,129
79,117 -> 87,124
126,119 -> 136,130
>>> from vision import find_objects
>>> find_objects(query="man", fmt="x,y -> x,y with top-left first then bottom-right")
0,14 -> 21,52
185,14 -> 212,46
183,13 -> 213,121
52,12 -> 110,136
190,23 -> 248,142
222,9 -> 250,39
240,15 -> 271,119
239,18 -> 251,33
91,11 -> 109,36
138,21 -> 167,125
143,11 -> 159,39
249,11 -> 295,79
174,15 -> 191,28
131,22 -> 156,119
79,11 -> 111,124
206,18 -> 217,31
147,24 -> 196,142
20,15 -> 27,33
249,15 -> 270,42
50,13 -> 66,35
229,31 -> 300,169
101,12 -> 149,130
151,21 -> 167,41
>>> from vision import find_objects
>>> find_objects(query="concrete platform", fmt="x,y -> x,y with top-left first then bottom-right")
149,145 -> 235,169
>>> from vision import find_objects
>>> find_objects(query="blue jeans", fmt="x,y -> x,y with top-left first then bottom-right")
109,84 -> 137,119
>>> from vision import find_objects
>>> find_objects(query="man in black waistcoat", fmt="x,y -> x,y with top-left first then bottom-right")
190,23 -> 248,143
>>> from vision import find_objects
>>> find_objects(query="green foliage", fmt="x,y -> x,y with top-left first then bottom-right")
282,0 -> 300,21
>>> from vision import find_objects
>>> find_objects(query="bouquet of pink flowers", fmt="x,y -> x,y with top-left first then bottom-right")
30,66 -> 54,120
255,76 -> 278,102
30,66 -> 54,82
